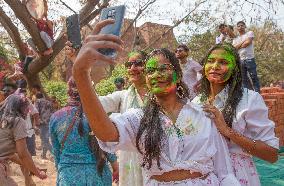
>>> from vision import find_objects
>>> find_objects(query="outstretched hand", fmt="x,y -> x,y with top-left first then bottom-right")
72,19 -> 123,74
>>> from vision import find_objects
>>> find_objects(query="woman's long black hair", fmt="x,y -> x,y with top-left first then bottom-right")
67,77 -> 107,175
135,48 -> 188,169
199,43 -> 243,127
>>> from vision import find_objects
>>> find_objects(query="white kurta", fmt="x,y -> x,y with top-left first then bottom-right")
192,88 -> 279,186
98,101 -> 241,186
99,85 -> 144,186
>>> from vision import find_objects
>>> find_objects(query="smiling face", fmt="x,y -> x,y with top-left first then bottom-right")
145,54 -> 178,96
126,52 -> 145,83
205,48 -> 236,85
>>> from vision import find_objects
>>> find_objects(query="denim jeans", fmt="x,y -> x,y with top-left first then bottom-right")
39,124 -> 52,158
240,58 -> 260,92
26,134 -> 36,156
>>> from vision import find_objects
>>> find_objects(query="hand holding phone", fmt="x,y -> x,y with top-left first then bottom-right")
66,14 -> 82,49
98,5 -> 125,58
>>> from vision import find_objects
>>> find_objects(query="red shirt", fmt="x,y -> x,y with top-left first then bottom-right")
36,19 -> 54,40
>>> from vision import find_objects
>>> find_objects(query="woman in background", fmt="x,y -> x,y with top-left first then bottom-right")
49,77 -> 118,186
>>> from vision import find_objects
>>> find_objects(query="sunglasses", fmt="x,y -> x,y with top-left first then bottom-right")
145,64 -> 174,75
124,60 -> 144,69
175,49 -> 185,53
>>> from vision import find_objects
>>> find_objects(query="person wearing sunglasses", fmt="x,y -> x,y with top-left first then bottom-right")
175,44 -> 202,100
65,40 -> 148,186
72,19 -> 241,185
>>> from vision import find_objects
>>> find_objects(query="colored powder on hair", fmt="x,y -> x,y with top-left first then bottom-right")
146,57 -> 159,68
128,51 -> 140,58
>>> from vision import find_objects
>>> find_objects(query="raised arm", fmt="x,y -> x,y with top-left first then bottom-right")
72,19 -> 123,142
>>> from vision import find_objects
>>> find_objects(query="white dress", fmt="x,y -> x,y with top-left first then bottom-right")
98,100 -> 241,186
99,85 -> 144,186
192,88 -> 279,186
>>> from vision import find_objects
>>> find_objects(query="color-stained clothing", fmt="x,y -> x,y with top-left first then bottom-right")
192,88 -> 279,186
98,100 -> 241,186
49,106 -> 117,186
0,117 -> 28,185
0,118 -> 28,158
35,98 -> 53,125
35,98 -> 53,157
99,84 -> 144,186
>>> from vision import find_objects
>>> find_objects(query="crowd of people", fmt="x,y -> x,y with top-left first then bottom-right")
0,17 -> 281,186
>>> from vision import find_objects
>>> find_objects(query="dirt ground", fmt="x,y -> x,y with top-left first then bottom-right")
10,136 -> 56,186
9,135 -> 118,186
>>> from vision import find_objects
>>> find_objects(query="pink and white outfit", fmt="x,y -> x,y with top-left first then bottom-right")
98,100 -> 241,186
192,88 -> 279,186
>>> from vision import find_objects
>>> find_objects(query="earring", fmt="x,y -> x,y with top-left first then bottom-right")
176,84 -> 185,99
150,95 -> 157,103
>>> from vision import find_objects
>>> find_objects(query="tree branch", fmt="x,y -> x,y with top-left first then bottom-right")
27,0 -> 110,75
0,5 -> 25,56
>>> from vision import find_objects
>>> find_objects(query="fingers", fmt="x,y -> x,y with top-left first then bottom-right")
91,19 -> 115,35
88,40 -> 123,52
65,41 -> 73,47
202,104 -> 218,119
84,34 -> 123,45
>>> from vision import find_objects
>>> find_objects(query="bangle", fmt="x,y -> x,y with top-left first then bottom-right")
247,139 -> 257,154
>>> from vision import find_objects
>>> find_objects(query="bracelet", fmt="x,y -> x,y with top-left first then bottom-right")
247,139 -> 257,154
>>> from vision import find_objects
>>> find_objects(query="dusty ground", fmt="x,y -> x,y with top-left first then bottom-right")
9,135 -> 118,186
10,135 -> 56,186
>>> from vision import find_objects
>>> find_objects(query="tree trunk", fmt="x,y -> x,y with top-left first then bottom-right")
1,0 -> 110,91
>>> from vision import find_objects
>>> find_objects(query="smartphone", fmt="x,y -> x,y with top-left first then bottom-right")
98,5 -> 126,58
66,14 -> 82,49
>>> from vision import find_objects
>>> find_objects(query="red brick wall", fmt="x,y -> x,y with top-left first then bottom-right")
261,87 -> 284,146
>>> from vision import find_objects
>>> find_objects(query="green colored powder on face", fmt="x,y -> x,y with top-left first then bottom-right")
208,52 -> 236,70
205,50 -> 237,82
172,71 -> 177,84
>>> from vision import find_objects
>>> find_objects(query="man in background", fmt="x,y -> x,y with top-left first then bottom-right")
114,77 -> 125,91
175,44 -> 202,100
233,21 -> 260,92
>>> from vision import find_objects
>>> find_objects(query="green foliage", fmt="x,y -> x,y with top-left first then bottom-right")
0,44 -> 8,61
43,81 -> 68,106
95,64 -> 127,96
186,30 -> 216,62
251,22 -> 284,86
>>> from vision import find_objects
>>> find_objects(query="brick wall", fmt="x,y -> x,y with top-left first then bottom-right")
261,87 -> 284,146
